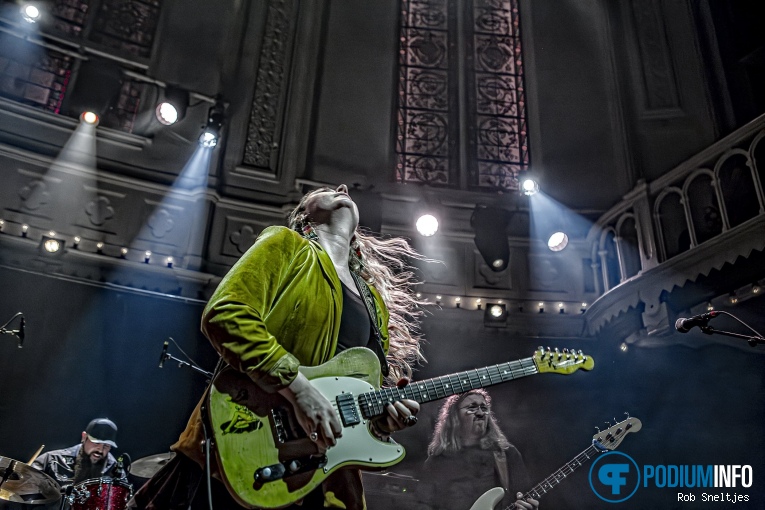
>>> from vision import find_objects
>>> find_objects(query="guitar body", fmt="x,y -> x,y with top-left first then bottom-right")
469,487 -> 505,510
207,347 -> 405,509
207,345 -> 594,509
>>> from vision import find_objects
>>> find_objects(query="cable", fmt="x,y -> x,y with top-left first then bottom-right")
168,337 -> 204,370
714,310 -> 765,338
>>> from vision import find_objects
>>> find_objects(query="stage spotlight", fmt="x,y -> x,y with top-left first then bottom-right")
80,111 -> 99,125
199,99 -> 225,147
518,170 -> 539,196
471,205 -> 510,272
416,214 -> 438,237
65,59 -> 123,121
521,178 -> 539,196
156,86 -> 189,126
39,234 -> 65,257
547,231 -> 569,251
21,4 -> 41,23
484,303 -> 507,328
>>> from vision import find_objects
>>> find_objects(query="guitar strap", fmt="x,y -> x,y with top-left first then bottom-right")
350,271 -> 389,377
493,450 -> 511,494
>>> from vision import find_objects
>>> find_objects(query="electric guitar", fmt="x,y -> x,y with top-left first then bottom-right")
207,346 -> 594,509
468,415 -> 642,510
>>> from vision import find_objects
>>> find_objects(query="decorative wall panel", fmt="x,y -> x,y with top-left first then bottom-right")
242,0 -> 297,172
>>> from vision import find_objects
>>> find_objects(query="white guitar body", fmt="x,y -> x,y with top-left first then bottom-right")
311,375 -> 405,470
469,487 -> 506,510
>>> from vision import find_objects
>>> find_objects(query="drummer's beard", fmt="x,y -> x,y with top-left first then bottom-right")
73,445 -> 107,484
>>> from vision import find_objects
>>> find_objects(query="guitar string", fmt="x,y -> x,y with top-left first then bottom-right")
510,422 -> 635,505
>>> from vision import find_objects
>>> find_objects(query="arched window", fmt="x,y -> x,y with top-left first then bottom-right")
685,171 -> 722,245
396,0 -> 529,191
616,215 -> 641,280
717,152 -> 760,229
655,190 -> 690,260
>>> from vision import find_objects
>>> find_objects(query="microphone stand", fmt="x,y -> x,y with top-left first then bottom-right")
160,351 -> 213,378
697,311 -> 765,347
699,326 -> 765,347
0,312 -> 23,347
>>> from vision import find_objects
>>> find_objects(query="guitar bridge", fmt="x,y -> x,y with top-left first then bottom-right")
336,393 -> 360,427
254,455 -> 328,485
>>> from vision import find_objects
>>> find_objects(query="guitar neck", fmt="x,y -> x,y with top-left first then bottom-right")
521,443 -> 604,501
358,357 -> 538,419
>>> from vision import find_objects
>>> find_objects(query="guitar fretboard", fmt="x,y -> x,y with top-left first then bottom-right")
520,443 -> 604,502
357,357 -> 538,419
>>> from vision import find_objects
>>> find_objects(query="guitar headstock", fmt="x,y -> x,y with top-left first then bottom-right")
592,415 -> 642,451
533,347 -> 595,374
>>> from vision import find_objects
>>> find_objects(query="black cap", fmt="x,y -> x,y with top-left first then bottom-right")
85,418 -> 118,448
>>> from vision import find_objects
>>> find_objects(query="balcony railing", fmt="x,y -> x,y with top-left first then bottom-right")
586,113 -> 765,335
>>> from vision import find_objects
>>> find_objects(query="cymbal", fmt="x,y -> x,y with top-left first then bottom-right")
129,452 -> 175,479
0,456 -> 61,505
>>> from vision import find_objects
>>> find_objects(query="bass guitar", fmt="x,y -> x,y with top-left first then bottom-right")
469,415 -> 642,510
207,346 -> 594,509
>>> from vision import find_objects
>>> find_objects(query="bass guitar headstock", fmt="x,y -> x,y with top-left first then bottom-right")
533,347 -> 595,375
593,414 -> 642,451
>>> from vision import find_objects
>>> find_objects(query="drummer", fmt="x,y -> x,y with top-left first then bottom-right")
31,418 -> 127,488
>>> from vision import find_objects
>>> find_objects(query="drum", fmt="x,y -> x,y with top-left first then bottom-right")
69,478 -> 133,510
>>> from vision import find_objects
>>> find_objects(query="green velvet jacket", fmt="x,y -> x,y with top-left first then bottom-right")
172,226 -> 390,509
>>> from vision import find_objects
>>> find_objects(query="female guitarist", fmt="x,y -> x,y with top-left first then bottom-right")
131,185 -> 426,510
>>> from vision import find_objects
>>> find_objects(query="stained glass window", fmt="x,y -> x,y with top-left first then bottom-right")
0,0 -> 161,133
0,40 -> 72,114
396,0 -> 529,191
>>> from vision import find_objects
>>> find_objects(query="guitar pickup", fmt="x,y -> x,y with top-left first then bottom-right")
254,455 -> 328,485
336,393 -> 360,427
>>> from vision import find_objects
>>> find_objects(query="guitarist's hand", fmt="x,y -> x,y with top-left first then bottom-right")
513,493 -> 539,509
279,373 -> 342,450
376,399 -> 420,434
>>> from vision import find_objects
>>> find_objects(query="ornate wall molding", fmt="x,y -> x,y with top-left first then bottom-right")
242,0 -> 297,172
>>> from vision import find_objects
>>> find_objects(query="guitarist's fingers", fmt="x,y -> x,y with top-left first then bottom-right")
385,402 -> 413,431
398,399 -> 420,415
317,420 -> 336,448
513,493 -> 539,509
329,412 -> 343,438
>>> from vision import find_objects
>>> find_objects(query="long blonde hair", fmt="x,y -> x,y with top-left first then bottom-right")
427,389 -> 511,456
288,187 -> 428,383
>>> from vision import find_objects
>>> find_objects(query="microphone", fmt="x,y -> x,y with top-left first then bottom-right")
114,455 -> 125,479
17,317 -> 25,348
158,341 -> 169,368
675,311 -> 719,333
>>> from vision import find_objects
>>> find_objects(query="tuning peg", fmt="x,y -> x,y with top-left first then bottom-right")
624,411 -> 630,419
605,421 -> 612,428
594,426 -> 601,433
